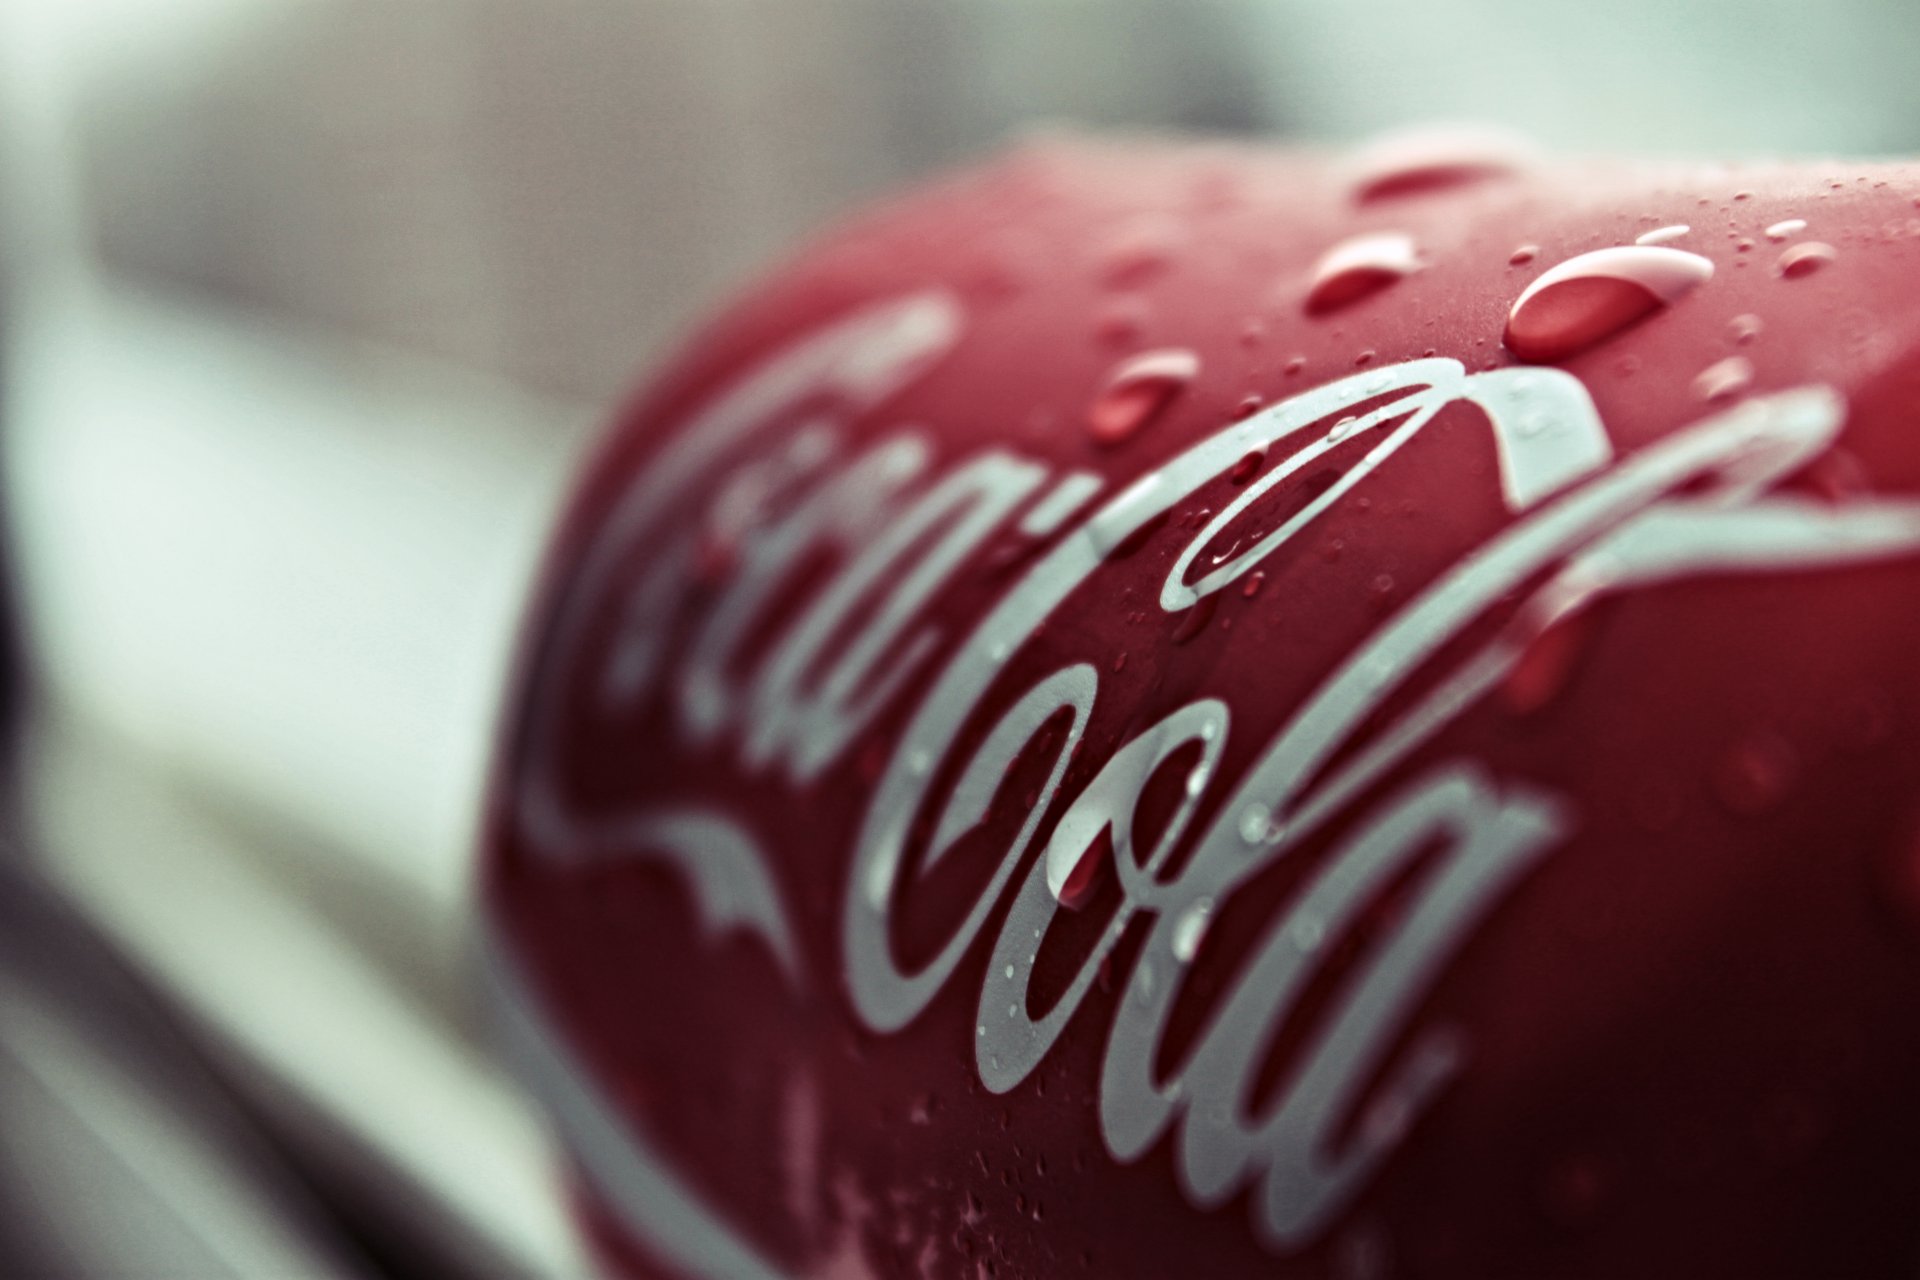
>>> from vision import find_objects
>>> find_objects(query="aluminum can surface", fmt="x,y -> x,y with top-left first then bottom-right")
484,137 -> 1920,1279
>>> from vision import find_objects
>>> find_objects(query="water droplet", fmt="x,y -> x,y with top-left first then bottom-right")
1304,232 -> 1423,315
1098,216 -> 1181,288
1235,392 -> 1265,419
1093,296 -> 1149,348
1283,355 -> 1307,377
1049,833 -> 1106,909
1692,355 -> 1754,403
1184,764 -> 1210,798
1802,447 -> 1868,504
1713,731 -> 1797,814
1504,245 -> 1714,363
1087,349 -> 1199,446
1171,593 -> 1219,645
1170,898 -> 1215,964
1241,570 -> 1265,598
1132,959 -> 1157,1006
1289,914 -> 1326,952
1239,317 -> 1265,348
908,747 -> 933,776
1501,608 -> 1595,716
1228,449 -> 1264,483
1500,565 -> 1610,715
1729,313 -> 1764,345
1239,802 -> 1273,845
1776,241 -> 1837,278
1765,217 -> 1808,242
1347,123 -> 1532,203
1004,963 -> 1015,980
1326,415 -> 1359,443
1509,243 -> 1539,266
1635,224 -> 1690,246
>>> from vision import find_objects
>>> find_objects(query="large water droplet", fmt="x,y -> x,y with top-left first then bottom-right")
1171,897 -> 1214,963
1692,355 -> 1754,403
1500,565 -> 1608,715
1048,830 -> 1108,909
1347,123 -> 1533,203
1304,232 -> 1423,315
1776,242 -> 1837,278
1635,224 -> 1690,246
1764,218 -> 1808,242
1087,349 -> 1199,446
1504,245 -> 1715,363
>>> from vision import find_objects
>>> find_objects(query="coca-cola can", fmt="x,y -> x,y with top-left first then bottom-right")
482,136 -> 1920,1278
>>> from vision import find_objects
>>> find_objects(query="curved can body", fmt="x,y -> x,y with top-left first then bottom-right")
483,139 -> 1920,1278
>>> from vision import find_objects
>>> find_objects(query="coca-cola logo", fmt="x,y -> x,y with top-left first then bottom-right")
491,293 -> 1920,1272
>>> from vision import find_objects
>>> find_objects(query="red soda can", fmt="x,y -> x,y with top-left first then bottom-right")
482,136 -> 1920,1278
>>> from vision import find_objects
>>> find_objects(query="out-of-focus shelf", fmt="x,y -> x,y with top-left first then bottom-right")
2,280 -> 603,1276
0,884 -> 376,1280
3,279 -> 596,920
18,708 -> 588,1279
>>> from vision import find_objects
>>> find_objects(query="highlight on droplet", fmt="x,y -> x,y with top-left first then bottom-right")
1634,225 -> 1690,246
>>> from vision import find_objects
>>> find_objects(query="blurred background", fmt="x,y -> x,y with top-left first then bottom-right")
4,1 -> 1920,1275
